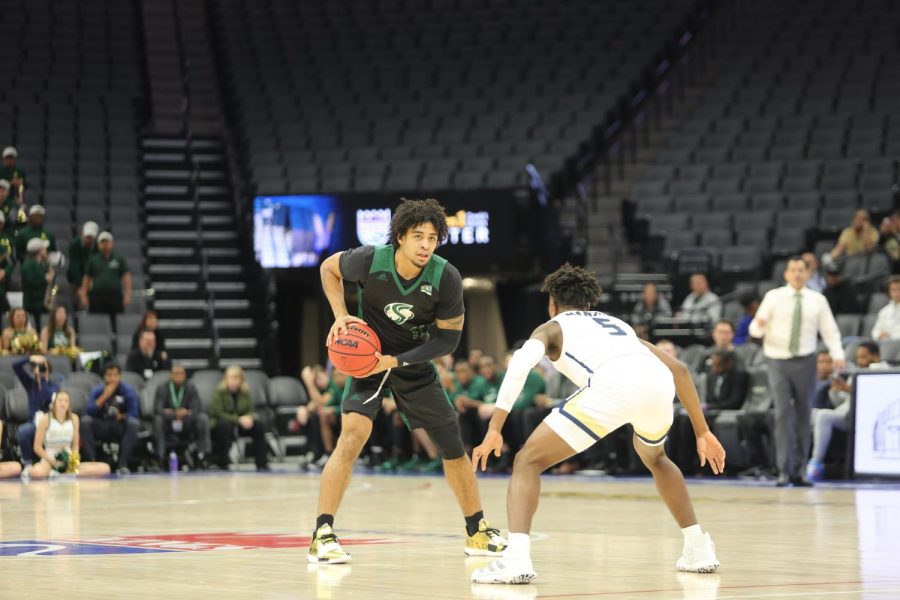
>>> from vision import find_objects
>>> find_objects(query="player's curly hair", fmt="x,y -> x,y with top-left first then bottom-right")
389,198 -> 449,249
540,263 -> 602,310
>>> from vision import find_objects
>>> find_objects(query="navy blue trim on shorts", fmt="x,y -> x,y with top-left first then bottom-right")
635,431 -> 668,445
557,406 -> 602,442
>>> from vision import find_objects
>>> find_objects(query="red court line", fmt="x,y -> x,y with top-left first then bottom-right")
536,579 -> 900,598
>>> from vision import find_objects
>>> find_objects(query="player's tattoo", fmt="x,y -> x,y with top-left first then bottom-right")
437,314 -> 465,330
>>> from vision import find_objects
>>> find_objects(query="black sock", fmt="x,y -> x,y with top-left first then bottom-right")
316,514 -> 335,531
465,511 -> 484,536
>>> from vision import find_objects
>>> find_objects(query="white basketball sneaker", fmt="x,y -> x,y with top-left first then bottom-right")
471,558 -> 537,584
676,532 -> 720,573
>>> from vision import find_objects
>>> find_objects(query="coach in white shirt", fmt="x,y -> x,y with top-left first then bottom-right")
749,256 -> 846,487
871,276 -> 900,341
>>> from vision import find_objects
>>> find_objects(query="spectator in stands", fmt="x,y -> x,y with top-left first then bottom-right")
210,365 -> 270,471
153,364 -> 211,471
705,350 -> 749,411
131,310 -> 167,356
828,209 -> 879,262
0,180 -> 17,235
24,391 -> 111,480
812,351 -> 835,409
477,355 -> 503,401
67,221 -> 99,310
880,209 -> 900,273
81,232 -> 132,317
631,282 -> 672,334
872,275 -> 900,341
678,273 -> 721,323
734,295 -> 760,345
13,354 -> 59,465
81,363 -> 141,475
749,256 -> 845,487
299,365 -> 344,469
126,329 -> 171,380
0,147 -> 26,203
699,320 -> 737,374
0,419 -> 23,478
449,360 -> 491,452
802,252 -> 826,293
21,237 -> 54,329
40,305 -> 79,357
15,205 -> 56,259
0,198 -> 14,256
0,212 -> 11,315
2,308 -> 40,354
467,348 -> 484,371
823,264 -> 861,314
655,339 -> 678,358
806,341 -> 887,481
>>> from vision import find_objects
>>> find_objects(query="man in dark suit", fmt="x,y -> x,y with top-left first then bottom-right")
705,350 -> 749,412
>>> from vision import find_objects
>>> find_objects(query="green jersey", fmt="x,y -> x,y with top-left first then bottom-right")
338,245 -> 464,356
448,374 -> 491,402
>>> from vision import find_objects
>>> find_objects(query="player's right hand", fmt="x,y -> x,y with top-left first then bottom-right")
326,315 -> 368,346
472,430 -> 503,473
697,431 -> 726,475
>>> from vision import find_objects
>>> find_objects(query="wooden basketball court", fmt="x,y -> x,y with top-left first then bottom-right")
1,471 -> 898,599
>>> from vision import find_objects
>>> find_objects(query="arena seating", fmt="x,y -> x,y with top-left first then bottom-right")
212,0 -> 698,194
0,0 -> 145,293
629,0 -> 898,279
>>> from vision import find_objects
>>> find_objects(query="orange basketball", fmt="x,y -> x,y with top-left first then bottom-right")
328,322 -> 383,377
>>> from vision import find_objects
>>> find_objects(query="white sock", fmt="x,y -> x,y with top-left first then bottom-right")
682,524 -> 704,542
504,532 -> 531,561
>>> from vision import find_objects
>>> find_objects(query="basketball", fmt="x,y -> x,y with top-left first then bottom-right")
328,322 -> 383,376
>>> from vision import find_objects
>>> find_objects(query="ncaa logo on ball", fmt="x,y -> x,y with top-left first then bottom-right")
385,302 -> 415,325
334,338 -> 359,349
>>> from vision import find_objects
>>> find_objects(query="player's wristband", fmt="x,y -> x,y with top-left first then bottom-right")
395,328 -> 462,367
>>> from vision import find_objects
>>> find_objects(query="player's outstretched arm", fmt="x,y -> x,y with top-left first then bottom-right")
473,324 -> 555,472
320,252 -> 366,346
639,339 -> 726,474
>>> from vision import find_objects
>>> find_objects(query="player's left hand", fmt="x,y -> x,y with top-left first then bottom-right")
472,430 -> 503,472
366,352 -> 398,376
696,431 -> 725,475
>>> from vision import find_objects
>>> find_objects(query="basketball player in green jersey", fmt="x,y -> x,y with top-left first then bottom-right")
308,198 -> 506,564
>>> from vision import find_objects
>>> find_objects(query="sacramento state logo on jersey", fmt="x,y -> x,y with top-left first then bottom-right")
385,302 -> 415,325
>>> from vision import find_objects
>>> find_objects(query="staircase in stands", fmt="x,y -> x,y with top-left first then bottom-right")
141,135 -> 259,371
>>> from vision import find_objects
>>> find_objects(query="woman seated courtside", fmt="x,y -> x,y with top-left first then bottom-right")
210,365 -> 270,471
25,391 -> 111,479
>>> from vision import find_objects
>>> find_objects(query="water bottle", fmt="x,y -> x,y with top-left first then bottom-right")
168,451 -> 179,473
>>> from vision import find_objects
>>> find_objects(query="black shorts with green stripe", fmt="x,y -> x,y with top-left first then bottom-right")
341,363 -> 456,430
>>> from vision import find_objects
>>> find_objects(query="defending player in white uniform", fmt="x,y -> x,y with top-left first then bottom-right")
471,264 -> 726,584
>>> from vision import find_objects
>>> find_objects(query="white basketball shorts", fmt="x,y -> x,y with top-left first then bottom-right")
544,353 -> 675,452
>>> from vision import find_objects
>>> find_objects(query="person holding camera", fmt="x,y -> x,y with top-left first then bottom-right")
80,364 -> 141,475
24,391 -> 111,480
13,354 -> 59,464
